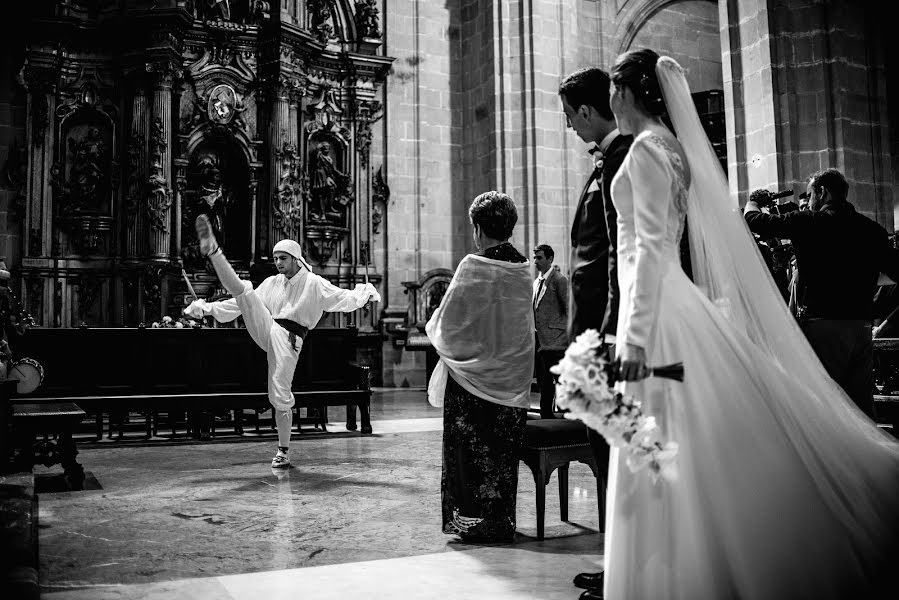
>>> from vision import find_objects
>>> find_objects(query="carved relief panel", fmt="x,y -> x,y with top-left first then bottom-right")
52,82 -> 118,256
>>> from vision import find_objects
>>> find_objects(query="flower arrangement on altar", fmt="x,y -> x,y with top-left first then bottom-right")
551,329 -> 683,482
151,315 -> 205,329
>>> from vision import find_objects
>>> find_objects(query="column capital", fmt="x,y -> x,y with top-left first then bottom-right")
146,61 -> 183,89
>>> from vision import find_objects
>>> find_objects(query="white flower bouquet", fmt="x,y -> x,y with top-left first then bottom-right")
551,329 -> 683,482
151,315 -> 205,329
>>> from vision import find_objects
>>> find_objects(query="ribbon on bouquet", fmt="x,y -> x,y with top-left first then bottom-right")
594,345 -> 684,384
642,363 -> 685,382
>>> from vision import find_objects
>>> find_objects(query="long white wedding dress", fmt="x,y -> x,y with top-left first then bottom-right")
603,60 -> 899,600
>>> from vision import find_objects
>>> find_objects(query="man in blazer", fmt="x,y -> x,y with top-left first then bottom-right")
533,244 -> 568,417
560,67 -> 633,600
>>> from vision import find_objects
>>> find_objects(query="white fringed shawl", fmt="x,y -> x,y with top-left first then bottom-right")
425,254 -> 535,408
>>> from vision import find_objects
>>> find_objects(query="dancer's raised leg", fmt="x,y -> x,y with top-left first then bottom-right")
196,214 -> 245,297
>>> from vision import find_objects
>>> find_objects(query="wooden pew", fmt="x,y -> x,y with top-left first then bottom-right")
11,327 -> 372,439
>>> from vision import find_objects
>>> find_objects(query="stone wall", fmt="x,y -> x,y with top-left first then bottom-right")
722,0 -> 894,226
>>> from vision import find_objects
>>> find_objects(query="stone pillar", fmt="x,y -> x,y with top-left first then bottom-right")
266,74 -> 296,254
721,0 -> 892,225
23,70 -> 55,259
147,62 -> 176,260
125,84 -> 149,259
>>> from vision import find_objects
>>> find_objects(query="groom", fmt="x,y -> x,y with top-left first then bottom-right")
559,67 -> 632,600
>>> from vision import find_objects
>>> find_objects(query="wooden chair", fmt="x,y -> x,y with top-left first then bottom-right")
519,417 -> 607,540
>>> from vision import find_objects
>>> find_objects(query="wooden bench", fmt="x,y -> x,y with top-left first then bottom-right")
9,402 -> 86,489
12,327 -> 373,440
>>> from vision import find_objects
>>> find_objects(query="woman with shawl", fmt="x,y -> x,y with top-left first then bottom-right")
426,191 -> 535,543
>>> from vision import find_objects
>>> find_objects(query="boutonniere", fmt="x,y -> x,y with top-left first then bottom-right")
592,150 -> 605,173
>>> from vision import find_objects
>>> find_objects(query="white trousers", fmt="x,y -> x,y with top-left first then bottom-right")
235,288 -> 302,448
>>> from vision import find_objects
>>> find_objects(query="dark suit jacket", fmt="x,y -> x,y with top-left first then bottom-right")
534,267 -> 569,347
569,134 -> 632,339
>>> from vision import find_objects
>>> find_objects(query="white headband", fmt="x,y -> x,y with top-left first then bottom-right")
273,239 -> 313,272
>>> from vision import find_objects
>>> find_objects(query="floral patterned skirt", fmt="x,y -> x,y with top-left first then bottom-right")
441,375 -> 527,543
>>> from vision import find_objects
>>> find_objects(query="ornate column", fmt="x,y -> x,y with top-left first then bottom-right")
146,62 -> 177,260
23,68 -> 56,259
125,82 -> 149,259
266,74 -> 299,253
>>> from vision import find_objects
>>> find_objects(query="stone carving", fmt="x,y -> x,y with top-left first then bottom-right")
305,226 -> 341,265
123,275 -> 138,325
147,119 -> 173,232
147,158 -> 173,232
371,163 -> 389,234
186,85 -> 248,133
125,131 -> 144,214
3,137 -> 27,220
191,0 -> 269,24
356,120 -> 372,168
26,78 -> 52,147
143,266 -> 163,322
309,141 -> 351,224
27,278 -> 43,325
272,142 -> 306,232
354,0 -> 381,38
247,1 -> 270,24
76,274 -> 102,326
195,0 -> 231,21
51,126 -> 111,220
181,149 -> 236,270
207,83 -> 240,125
307,0 -> 334,43
67,126 -> 107,214
28,228 -> 41,257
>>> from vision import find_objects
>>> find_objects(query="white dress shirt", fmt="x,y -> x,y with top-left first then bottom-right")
203,271 -> 379,328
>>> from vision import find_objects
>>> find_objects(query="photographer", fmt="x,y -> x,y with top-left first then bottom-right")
744,168 -> 899,417
749,188 -> 796,300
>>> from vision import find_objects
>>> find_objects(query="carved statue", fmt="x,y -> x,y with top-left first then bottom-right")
181,150 -> 233,269
196,0 -> 231,20
355,0 -> 382,38
273,143 -> 305,231
66,126 -> 107,212
309,142 -> 349,223
146,158 -> 173,232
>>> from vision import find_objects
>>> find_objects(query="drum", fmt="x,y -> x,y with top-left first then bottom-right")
9,357 -> 45,394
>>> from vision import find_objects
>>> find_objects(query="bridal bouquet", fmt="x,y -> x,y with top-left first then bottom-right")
551,329 -> 682,482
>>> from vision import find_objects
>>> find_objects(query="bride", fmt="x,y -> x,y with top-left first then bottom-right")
598,49 -> 899,599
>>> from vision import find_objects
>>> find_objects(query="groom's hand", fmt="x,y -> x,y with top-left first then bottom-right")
618,343 -> 648,381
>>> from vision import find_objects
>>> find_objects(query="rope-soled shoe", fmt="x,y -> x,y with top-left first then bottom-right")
195,214 -> 221,258
271,451 -> 290,469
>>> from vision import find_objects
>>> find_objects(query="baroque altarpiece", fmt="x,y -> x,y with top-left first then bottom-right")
14,0 -> 391,331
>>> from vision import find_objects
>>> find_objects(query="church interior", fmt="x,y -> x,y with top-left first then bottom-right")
1,1 -> 898,599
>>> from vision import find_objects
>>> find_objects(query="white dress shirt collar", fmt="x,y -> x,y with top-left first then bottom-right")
596,128 -> 620,156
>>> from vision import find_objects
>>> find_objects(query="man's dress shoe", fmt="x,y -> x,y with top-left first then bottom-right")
573,571 -> 603,590
579,589 -> 604,600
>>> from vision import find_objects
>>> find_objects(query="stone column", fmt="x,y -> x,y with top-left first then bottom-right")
125,84 -> 149,259
147,62 -> 176,260
266,74 -> 297,254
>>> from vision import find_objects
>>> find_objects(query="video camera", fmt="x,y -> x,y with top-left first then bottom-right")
750,188 -> 800,214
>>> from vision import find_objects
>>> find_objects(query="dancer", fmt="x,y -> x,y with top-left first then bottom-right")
594,49 -> 899,599
184,215 -> 380,468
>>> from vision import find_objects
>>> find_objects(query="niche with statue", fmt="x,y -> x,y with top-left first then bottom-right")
51,86 -> 118,256
180,141 -> 251,272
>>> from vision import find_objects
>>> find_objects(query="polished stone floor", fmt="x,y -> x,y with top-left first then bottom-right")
38,389 -> 604,599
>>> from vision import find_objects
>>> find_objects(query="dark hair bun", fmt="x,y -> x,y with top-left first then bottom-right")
612,49 -> 666,117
